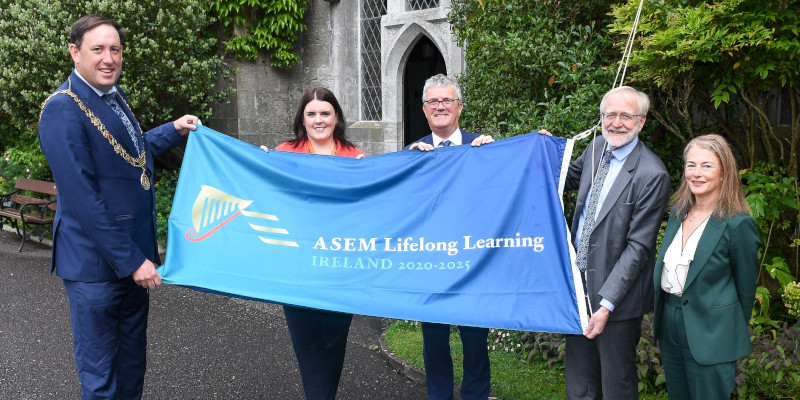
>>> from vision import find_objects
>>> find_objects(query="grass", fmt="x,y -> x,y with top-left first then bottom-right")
384,320 -> 668,400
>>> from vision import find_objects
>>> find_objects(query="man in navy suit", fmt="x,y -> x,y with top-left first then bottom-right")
405,74 -> 493,400
38,15 -> 200,399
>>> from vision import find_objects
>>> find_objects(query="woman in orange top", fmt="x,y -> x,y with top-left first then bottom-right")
274,87 -> 364,400
275,87 -> 365,158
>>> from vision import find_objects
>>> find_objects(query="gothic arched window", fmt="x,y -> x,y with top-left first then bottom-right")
407,0 -> 439,10
360,0 -> 387,121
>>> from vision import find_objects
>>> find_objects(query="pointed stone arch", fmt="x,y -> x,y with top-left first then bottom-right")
380,11 -> 464,150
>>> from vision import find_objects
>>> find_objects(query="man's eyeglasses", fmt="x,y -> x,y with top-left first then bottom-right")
424,98 -> 460,109
601,113 -> 641,122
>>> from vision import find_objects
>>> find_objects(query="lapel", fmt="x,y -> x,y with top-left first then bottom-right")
575,137 -> 606,216
683,216 -> 727,290
594,139 -> 641,226
654,215 -> 681,285
460,128 -> 478,143
70,72 -> 141,157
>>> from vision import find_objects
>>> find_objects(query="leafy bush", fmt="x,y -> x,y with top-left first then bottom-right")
735,323 -> 800,399
518,331 -> 565,369
785,282 -> 800,320
636,315 -> 666,394
517,316 -> 800,398
610,0 -> 800,178
448,0 -> 616,141
209,0 -> 307,68
0,0 -> 232,136
740,164 -> 800,336
0,138 -> 52,193
0,0 -> 233,196
155,168 -> 181,249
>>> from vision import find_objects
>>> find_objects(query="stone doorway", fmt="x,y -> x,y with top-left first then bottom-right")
403,36 -> 446,146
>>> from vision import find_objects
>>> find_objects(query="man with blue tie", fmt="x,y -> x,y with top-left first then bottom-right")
405,74 -> 493,400
561,86 -> 670,399
38,15 -> 200,399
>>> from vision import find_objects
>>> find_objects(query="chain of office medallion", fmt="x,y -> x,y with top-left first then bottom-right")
40,87 -> 146,169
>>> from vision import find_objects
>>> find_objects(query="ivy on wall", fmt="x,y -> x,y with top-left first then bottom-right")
209,0 -> 307,68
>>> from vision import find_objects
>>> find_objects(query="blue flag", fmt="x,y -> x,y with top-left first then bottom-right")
161,126 -> 587,333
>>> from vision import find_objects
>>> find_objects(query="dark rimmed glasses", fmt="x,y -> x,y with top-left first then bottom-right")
424,98 -> 460,109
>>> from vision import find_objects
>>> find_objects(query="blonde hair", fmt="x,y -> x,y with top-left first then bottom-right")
671,134 -> 751,219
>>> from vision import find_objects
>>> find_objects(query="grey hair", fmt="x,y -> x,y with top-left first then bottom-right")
422,74 -> 463,103
599,86 -> 650,115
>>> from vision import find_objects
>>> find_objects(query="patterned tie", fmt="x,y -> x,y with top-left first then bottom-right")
439,140 -> 452,147
576,149 -> 613,271
102,93 -> 140,154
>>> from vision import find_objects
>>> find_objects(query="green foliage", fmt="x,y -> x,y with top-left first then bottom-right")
742,164 -> 800,286
0,0 -> 232,136
636,315 -> 666,394
0,137 -> 52,193
155,168 -> 180,248
519,331 -> 565,369
735,322 -> 800,399
209,0 -> 307,68
752,285 -> 782,336
448,0 -> 616,141
386,321 -> 567,399
784,281 -> 800,320
610,0 -> 800,177
385,320 -> 668,399
0,0 -> 232,232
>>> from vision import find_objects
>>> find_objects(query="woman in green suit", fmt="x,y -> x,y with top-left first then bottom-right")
653,134 -> 761,399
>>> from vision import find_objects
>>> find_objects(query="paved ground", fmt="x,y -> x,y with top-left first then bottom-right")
0,229 -> 427,399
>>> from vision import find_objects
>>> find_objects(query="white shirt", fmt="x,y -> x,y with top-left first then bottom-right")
431,128 -> 462,147
661,217 -> 710,297
74,69 -> 117,97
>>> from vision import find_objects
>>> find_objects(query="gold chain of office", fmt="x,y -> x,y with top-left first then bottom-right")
39,79 -> 151,190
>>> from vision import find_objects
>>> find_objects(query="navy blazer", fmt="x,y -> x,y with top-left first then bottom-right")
403,128 -> 480,150
653,213 -> 760,364
38,71 -> 184,282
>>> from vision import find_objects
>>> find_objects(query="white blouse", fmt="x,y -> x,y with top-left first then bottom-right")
660,217 -> 710,297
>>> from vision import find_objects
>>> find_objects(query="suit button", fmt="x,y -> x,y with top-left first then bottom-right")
682,300 -> 688,305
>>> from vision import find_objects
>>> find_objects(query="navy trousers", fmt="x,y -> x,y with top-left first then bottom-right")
63,277 -> 149,400
421,322 -> 490,400
284,305 -> 353,400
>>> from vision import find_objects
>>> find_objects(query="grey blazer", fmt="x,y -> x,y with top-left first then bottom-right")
565,136 -> 670,321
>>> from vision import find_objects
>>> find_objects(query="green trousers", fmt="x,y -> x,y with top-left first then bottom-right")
659,293 -> 736,400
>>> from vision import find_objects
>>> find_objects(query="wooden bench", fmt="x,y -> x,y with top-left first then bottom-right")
0,178 -> 57,251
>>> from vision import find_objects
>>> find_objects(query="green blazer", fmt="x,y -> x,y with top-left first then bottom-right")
653,213 -> 761,365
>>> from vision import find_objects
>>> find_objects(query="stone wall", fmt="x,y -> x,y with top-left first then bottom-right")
208,0 -> 464,156
208,1 -> 362,150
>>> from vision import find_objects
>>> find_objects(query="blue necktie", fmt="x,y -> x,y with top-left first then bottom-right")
576,149 -> 613,271
439,140 -> 452,147
102,93 -> 140,154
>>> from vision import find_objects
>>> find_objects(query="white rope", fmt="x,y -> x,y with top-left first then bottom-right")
572,0 -> 646,141
614,0 -> 646,88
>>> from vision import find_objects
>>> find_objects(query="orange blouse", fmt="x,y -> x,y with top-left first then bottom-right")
275,140 -> 365,158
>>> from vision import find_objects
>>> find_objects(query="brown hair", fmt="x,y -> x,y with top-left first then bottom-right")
286,87 -> 356,149
671,134 -> 751,219
70,15 -> 125,49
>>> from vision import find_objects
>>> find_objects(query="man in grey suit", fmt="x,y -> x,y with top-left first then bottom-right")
563,86 -> 670,399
